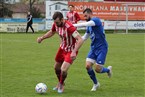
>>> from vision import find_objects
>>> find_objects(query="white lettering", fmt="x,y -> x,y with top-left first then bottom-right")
110,6 -> 115,11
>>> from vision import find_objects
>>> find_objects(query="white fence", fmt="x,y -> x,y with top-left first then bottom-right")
0,20 -> 144,32
45,20 -> 145,30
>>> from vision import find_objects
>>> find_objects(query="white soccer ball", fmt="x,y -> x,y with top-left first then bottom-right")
35,83 -> 48,94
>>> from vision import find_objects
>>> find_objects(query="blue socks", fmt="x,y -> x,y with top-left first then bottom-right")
87,68 -> 97,84
100,67 -> 109,73
87,67 -> 109,84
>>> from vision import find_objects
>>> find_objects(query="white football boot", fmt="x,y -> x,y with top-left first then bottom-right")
91,82 -> 100,91
57,83 -> 64,93
107,66 -> 112,78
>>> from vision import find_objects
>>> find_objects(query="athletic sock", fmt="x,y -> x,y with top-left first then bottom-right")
87,68 -> 97,84
60,72 -> 67,85
55,69 -> 61,81
100,67 -> 109,73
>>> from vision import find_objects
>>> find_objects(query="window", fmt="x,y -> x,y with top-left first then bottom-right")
49,12 -> 51,16
55,4 -> 61,10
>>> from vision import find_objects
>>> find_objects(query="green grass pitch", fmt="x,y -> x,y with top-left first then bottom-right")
0,32 -> 144,97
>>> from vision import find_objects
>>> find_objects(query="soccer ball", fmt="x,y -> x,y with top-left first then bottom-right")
35,83 -> 48,94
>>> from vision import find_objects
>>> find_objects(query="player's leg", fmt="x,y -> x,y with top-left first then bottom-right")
29,24 -> 34,33
86,59 -> 100,91
95,48 -> 112,78
86,50 -> 100,91
53,48 -> 64,91
58,61 -> 71,93
86,60 -> 97,84
60,61 -> 70,84
54,62 -> 62,81
53,62 -> 62,91
26,23 -> 29,33
57,51 -> 76,93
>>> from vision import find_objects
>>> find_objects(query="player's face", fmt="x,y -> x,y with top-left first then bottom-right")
69,6 -> 74,12
84,12 -> 91,21
28,12 -> 30,15
54,18 -> 63,27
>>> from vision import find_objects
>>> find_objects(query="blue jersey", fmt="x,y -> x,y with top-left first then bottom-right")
86,17 -> 108,50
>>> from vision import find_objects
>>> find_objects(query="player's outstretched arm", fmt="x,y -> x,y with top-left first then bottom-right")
73,20 -> 95,27
37,30 -> 55,43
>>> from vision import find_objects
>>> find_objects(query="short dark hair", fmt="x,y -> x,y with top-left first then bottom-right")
83,8 -> 92,14
68,4 -> 74,7
52,12 -> 63,20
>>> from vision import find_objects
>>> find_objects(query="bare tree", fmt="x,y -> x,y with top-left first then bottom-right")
29,0 -> 42,12
0,0 -> 13,17
21,0 -> 38,12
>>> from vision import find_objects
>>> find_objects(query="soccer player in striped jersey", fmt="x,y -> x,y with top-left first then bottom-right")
73,8 -> 113,91
66,5 -> 81,24
37,12 -> 83,93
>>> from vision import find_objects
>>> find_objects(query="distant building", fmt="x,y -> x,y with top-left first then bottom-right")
11,3 -> 45,18
46,1 -> 68,19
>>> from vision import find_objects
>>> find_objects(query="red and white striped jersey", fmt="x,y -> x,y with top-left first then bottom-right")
66,11 -> 81,24
51,21 -> 77,52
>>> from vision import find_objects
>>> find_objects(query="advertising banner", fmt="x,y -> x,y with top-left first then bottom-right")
68,2 -> 145,20
0,23 -> 38,32
45,1 -> 145,30
105,21 -> 145,29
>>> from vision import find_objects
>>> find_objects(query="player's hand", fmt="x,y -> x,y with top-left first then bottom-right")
37,37 -> 43,43
71,51 -> 76,61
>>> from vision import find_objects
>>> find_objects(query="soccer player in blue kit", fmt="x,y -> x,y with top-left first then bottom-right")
71,8 -> 112,91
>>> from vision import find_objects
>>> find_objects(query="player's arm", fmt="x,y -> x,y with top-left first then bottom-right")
71,31 -> 84,60
27,15 -> 32,23
75,12 -> 81,22
66,13 -> 69,20
82,32 -> 90,41
73,20 -> 95,27
37,23 -> 56,43
37,30 -> 55,43
73,31 -> 84,52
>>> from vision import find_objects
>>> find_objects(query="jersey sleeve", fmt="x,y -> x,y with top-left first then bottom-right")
86,27 -> 90,34
91,17 -> 102,27
51,23 -> 56,32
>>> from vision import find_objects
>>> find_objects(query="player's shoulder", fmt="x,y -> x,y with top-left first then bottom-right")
65,21 -> 74,28
74,11 -> 79,15
91,17 -> 101,24
91,17 -> 100,21
73,11 -> 77,13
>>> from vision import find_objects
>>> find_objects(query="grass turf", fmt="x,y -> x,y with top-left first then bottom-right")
0,33 -> 144,97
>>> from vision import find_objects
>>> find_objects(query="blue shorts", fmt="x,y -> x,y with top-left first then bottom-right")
87,47 -> 108,65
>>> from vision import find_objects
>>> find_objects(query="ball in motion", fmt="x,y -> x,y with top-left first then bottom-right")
35,83 -> 48,94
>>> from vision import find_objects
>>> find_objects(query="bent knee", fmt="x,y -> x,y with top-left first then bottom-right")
86,64 -> 92,70
95,68 -> 101,73
54,62 -> 61,70
95,65 -> 103,73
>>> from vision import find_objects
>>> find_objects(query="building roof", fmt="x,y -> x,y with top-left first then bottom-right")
49,2 -> 68,6
11,4 -> 28,13
11,3 -> 45,13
